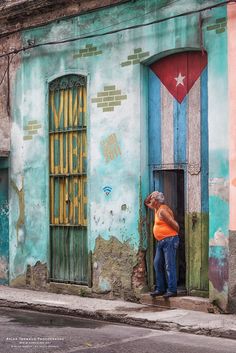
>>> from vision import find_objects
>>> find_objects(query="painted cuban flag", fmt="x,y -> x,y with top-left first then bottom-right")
148,51 -> 208,215
150,51 -> 207,104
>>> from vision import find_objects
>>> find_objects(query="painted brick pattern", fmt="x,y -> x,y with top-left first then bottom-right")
23,120 -> 42,141
73,44 -> 102,58
92,85 -> 127,112
121,48 -> 150,67
207,17 -> 227,34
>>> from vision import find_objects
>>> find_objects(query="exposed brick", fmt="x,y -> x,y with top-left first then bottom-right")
97,103 -> 108,108
216,17 -> 226,23
104,85 -> 116,91
23,136 -> 32,140
86,44 -> 93,48
121,61 -> 131,67
132,250 -> 147,292
103,96 -> 114,102
103,107 -> 114,112
128,54 -> 137,60
31,130 -> 38,135
221,22 -> 227,27
73,54 -> 82,58
23,126 -> 31,131
138,52 -> 149,59
207,24 -> 220,31
80,49 -> 88,53
109,101 -> 121,107
26,261 -> 48,289
95,50 -> 103,55
216,28 -> 225,34
32,124 -> 42,129
134,48 -> 142,53
83,52 -> 93,56
89,47 -> 97,52
109,90 -> 121,96
28,120 -> 38,124
115,95 -> 127,100
97,92 -> 109,97
91,97 -> 103,103
133,59 -> 140,65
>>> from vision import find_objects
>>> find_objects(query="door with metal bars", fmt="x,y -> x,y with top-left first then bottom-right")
49,75 -> 88,284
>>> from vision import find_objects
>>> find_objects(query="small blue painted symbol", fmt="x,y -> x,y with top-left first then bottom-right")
103,186 -> 112,195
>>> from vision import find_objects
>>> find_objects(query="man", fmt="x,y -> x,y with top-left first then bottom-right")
144,191 -> 179,298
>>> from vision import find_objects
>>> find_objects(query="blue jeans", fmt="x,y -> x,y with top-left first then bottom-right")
154,236 -> 179,293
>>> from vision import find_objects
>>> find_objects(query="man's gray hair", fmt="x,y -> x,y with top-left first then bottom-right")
150,191 -> 165,204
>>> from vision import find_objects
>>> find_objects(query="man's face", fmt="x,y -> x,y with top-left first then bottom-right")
150,197 -> 159,208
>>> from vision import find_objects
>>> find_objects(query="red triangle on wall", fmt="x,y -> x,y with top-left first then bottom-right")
150,51 -> 207,103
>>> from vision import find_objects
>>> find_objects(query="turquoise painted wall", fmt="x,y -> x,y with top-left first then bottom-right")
9,0 -> 230,302
204,5 -> 229,309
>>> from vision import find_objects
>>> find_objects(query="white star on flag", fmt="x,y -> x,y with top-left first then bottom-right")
174,72 -> 185,87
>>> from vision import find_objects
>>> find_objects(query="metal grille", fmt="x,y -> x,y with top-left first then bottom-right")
49,75 -> 88,284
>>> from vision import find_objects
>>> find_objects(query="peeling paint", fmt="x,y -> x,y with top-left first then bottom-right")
209,178 -> 229,201
131,249 -> 148,297
26,261 -> 48,289
209,246 -> 228,293
92,236 -> 146,300
10,273 -> 26,288
11,178 -> 25,244
0,201 -> 9,217
209,228 -> 228,247
209,281 -> 228,312
0,256 -> 8,280
1,0 -> 234,311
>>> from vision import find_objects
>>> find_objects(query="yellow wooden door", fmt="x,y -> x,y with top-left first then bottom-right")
49,75 -> 88,284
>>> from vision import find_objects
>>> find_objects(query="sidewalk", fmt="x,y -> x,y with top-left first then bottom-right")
0,285 -> 236,340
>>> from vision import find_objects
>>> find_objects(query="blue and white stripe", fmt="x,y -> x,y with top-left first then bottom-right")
148,67 -> 208,214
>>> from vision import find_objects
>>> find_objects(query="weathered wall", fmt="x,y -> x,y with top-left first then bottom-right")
206,4 -> 229,311
3,0 -> 235,307
0,34 -> 21,154
0,0 -> 130,37
227,2 -> 236,312
92,236 -> 147,300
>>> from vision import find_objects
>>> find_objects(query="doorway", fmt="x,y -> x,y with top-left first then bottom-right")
48,75 -> 88,285
153,169 -> 185,290
147,50 -> 209,296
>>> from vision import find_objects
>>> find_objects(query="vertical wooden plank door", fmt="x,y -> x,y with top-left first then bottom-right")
49,75 -> 88,284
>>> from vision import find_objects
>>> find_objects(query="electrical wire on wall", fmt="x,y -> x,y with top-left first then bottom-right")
0,0 -> 235,60
0,53 -> 15,118
0,0 -> 235,89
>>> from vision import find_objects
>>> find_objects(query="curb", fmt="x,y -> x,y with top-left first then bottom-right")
1,299 -> 236,341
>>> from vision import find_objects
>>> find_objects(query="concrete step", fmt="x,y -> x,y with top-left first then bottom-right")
140,293 -> 219,313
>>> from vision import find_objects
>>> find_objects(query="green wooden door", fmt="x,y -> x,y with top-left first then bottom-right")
49,75 -> 88,284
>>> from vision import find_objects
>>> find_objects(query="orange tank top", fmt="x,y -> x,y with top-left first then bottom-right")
153,205 -> 178,241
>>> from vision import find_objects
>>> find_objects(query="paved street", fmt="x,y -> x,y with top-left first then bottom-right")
0,308 -> 236,353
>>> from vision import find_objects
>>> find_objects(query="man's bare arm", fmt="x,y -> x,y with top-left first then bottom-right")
144,194 -> 155,210
159,209 -> 179,232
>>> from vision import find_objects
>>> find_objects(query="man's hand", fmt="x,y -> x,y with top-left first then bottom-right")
144,194 -> 155,210
159,209 -> 179,232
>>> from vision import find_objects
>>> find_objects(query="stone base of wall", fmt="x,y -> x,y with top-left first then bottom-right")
92,235 -> 148,301
229,231 -> 236,313
9,237 -> 148,302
